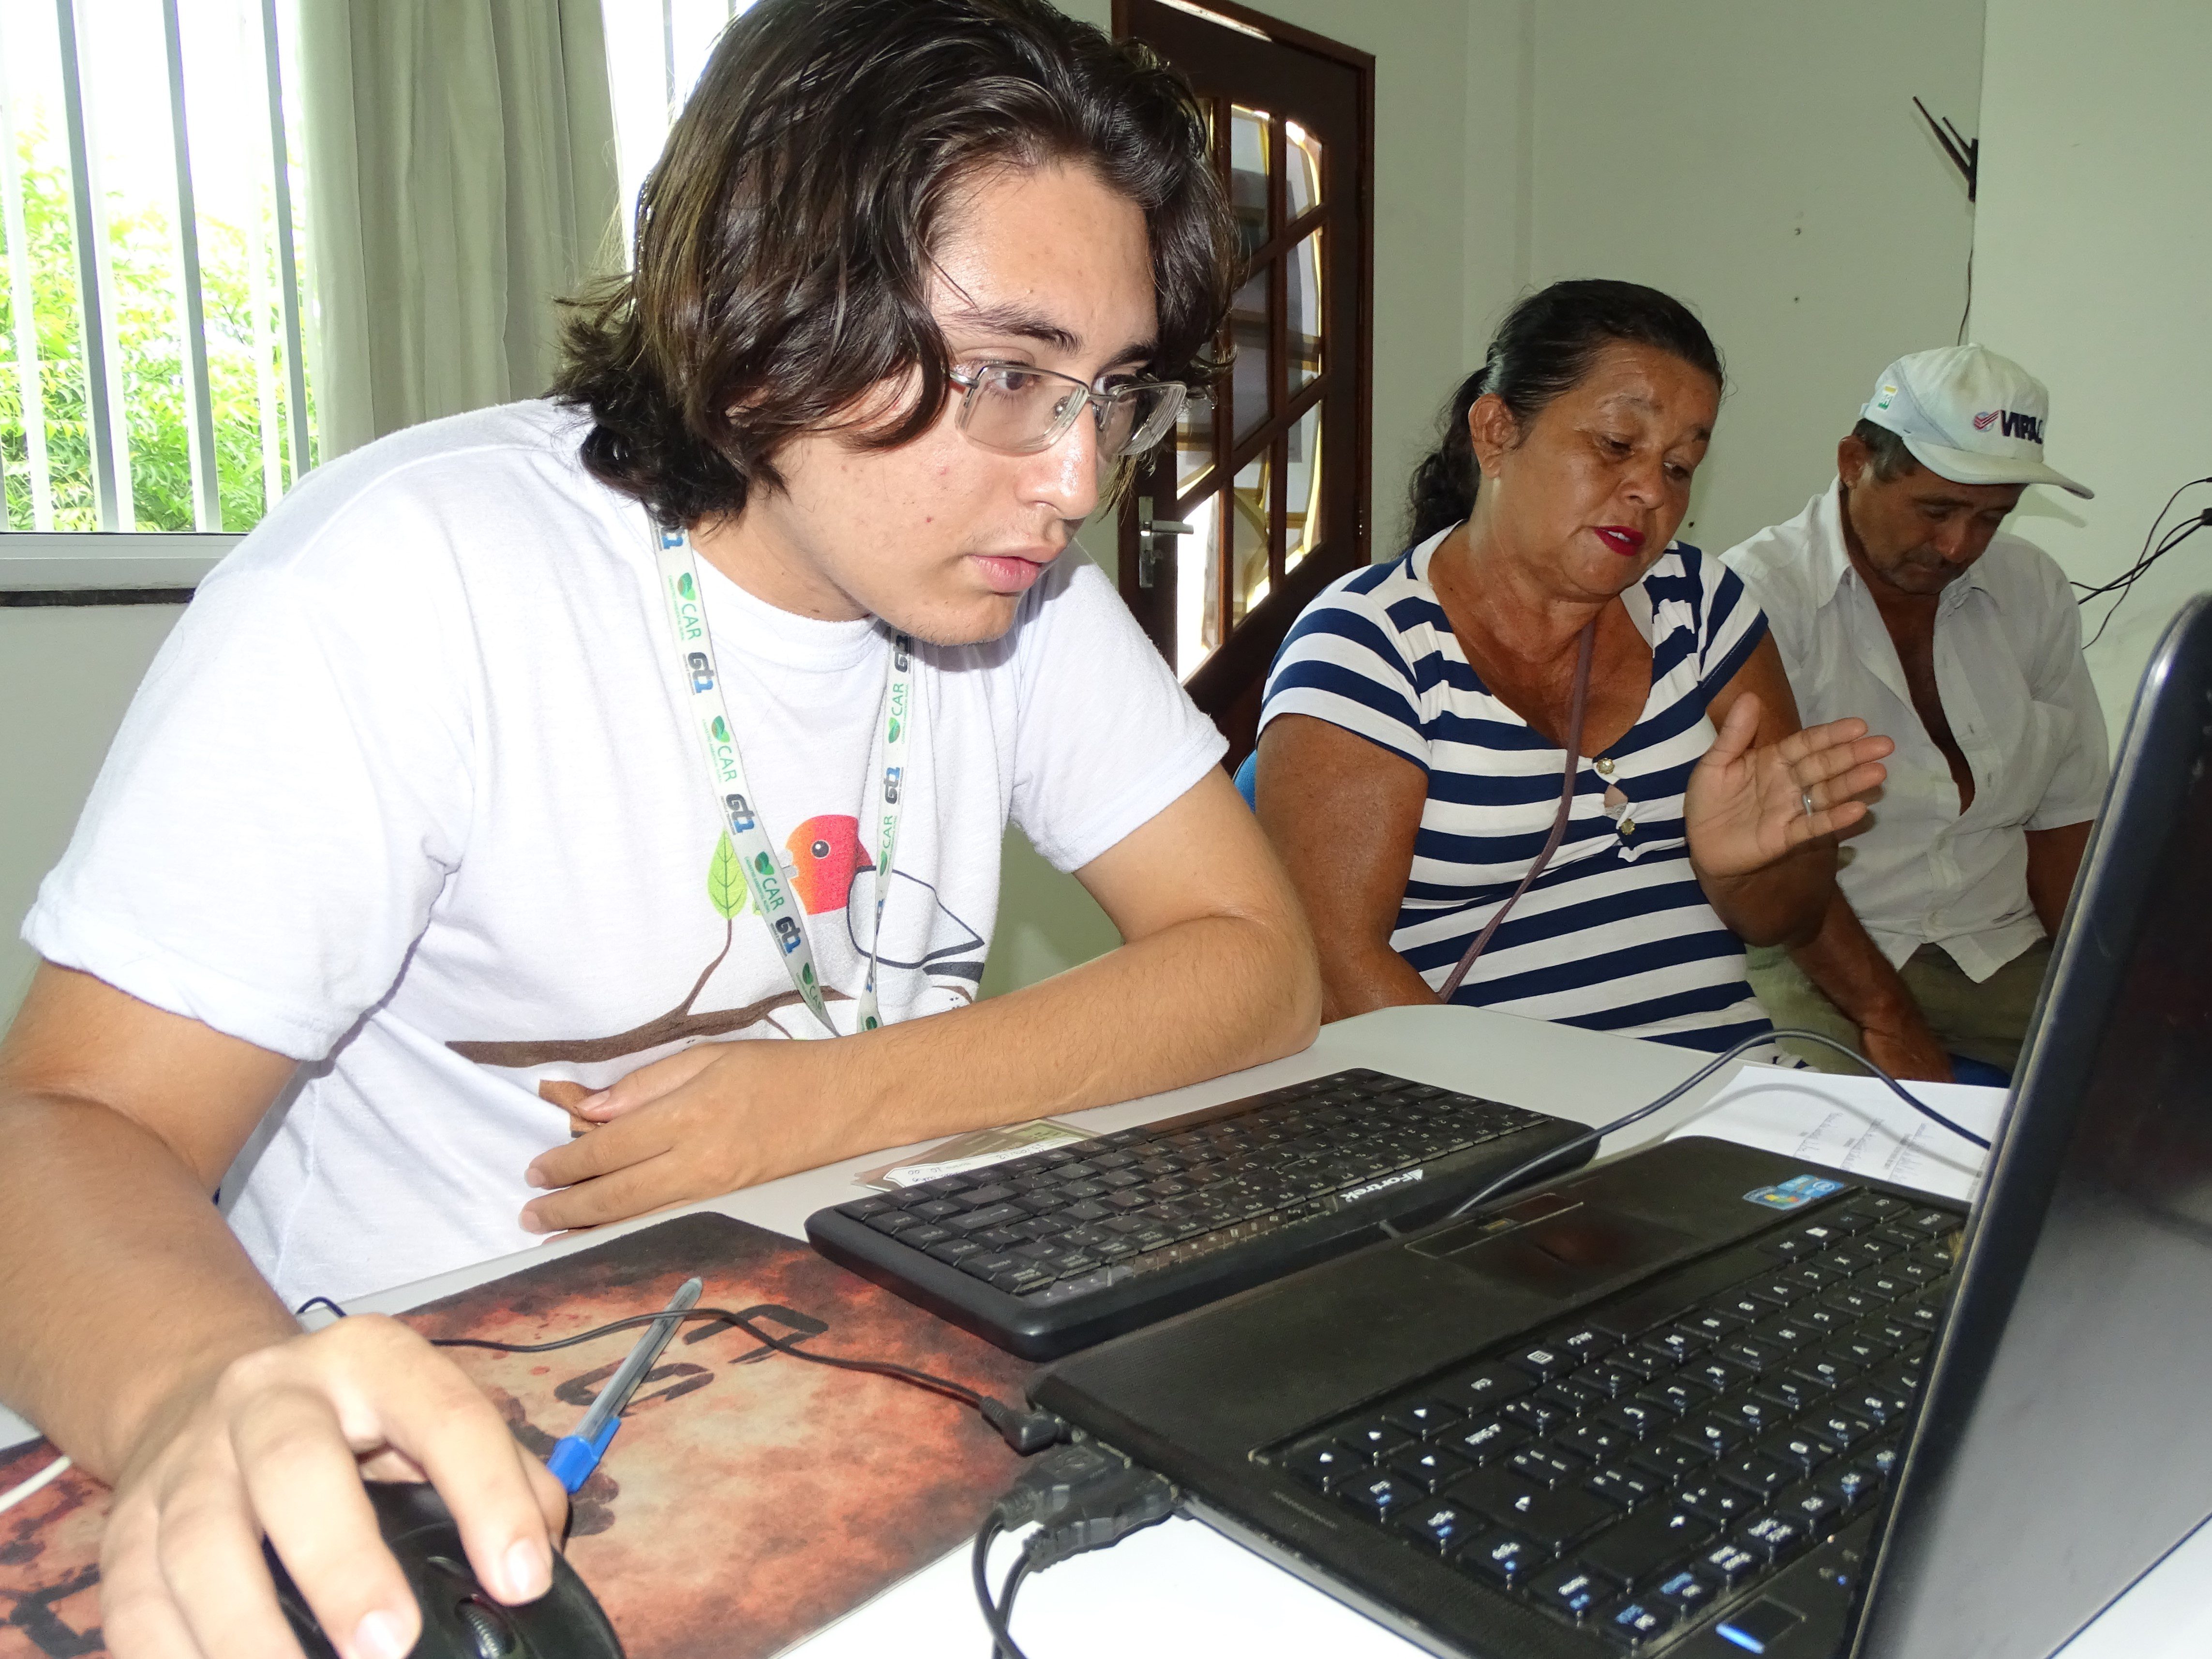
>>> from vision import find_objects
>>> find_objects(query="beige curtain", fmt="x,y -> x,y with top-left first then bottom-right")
299,0 -> 620,458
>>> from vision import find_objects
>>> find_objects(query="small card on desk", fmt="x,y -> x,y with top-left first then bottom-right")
0,1213 -> 1035,1659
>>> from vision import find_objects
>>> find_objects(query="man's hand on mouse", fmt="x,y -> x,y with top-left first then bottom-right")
96,1314 -> 567,1659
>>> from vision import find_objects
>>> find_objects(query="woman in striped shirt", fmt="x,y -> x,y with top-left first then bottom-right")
1257,281 -> 1892,1053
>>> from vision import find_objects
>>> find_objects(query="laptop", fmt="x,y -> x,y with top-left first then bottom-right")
1032,591 -> 2212,1659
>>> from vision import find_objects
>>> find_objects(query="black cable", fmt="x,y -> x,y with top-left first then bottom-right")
995,1555 -> 1033,1659
1439,1024 -> 1992,1226
2071,478 -> 2212,600
2083,514 -> 2209,651
971,1521 -> 1032,1659
291,1295 -> 1066,1452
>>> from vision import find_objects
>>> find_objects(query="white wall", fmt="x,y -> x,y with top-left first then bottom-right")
0,604 -> 185,1024
1970,0 -> 2212,733
1499,0 -> 1985,559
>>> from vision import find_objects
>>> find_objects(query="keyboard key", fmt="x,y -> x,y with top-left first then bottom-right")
1558,1423 -> 1633,1465
1823,1465 -> 1882,1509
1643,1327 -> 1707,1364
951,1202 -> 1028,1232
1718,1451 -> 1794,1500
1509,1447 -> 1586,1488
1451,1468 -> 1615,1549
1599,1400 -> 1665,1440
1751,1374 -> 1822,1414
1682,1307 -> 1749,1339
1807,1411 -> 1874,1450
1502,1396 -> 1569,1435
1573,1362 -> 1647,1400
1608,1347 -> 1675,1383
1389,1444 -> 1473,1493
837,1196 -> 897,1219
1338,1419 -> 1412,1460
1581,1503 -> 1716,1587
1652,1565 -> 1720,1614
1508,1343 -> 1574,1381
1548,1326 -> 1619,1364
1742,1276 -> 1804,1307
1774,1483 -> 1843,1530
1762,1428 -> 1837,1475
1384,1399 -> 1463,1437
1338,1469 -> 1423,1521
957,1252 -> 1019,1280
1441,1361 -> 1537,1413
1283,1440 -> 1358,1491
1585,1465 -> 1661,1511
1905,1207 -> 1957,1235
1627,1439 -> 1709,1481
1437,1417 -> 1529,1465
1675,1479 -> 1757,1528
1399,1496 -> 1484,1554
1721,1336 -> 1784,1372
926,1237 -> 986,1265
1458,1527 -> 1549,1587
1750,1313 -> 1821,1350
1598,1598 -> 1677,1646
1534,1562 -> 1619,1618
1736,1511 -> 1813,1564
1638,1377 -> 1713,1416
1688,1357 -> 1752,1394
1716,1396 -> 1786,1434
1674,1416 -> 1748,1456
866,1211 -> 924,1236
1698,1539 -> 1762,1586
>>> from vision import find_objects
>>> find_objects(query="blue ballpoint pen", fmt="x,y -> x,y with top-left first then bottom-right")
547,1276 -> 703,1494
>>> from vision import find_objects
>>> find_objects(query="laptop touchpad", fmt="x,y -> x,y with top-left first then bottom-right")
1421,1203 -> 1703,1303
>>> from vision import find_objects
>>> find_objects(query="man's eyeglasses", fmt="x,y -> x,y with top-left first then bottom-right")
950,361 -> 1187,466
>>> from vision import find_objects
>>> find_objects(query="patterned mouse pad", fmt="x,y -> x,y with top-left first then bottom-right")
0,1213 -> 1035,1659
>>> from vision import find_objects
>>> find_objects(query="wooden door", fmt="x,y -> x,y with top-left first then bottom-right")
1115,0 -> 1373,767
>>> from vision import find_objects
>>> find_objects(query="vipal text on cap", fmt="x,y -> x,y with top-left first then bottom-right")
1857,344 -> 2092,499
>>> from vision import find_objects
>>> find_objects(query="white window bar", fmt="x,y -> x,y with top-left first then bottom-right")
54,0 -> 130,531
163,0 -> 222,531
260,0 -> 311,489
0,4 -> 55,530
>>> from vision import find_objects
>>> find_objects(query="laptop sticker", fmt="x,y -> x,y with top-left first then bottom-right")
1743,1174 -> 1847,1211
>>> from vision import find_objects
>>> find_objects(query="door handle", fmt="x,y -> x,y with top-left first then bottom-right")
1137,500 -> 1195,591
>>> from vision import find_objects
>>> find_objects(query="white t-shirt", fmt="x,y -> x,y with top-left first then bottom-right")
25,402 -> 1225,1306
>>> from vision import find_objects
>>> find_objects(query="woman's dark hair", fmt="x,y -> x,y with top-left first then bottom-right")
1405,279 -> 1725,545
553,0 -> 1237,528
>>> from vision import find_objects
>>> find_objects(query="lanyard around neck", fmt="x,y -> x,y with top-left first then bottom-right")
653,526 -> 915,1037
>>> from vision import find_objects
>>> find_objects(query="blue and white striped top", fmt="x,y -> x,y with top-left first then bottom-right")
1260,530 -> 1774,1053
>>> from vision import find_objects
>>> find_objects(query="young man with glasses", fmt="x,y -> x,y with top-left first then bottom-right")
0,2 -> 1319,1653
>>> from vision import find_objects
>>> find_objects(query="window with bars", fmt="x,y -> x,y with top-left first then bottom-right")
0,0 -> 313,539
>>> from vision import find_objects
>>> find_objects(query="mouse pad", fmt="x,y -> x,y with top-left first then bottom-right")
0,1212 -> 1036,1659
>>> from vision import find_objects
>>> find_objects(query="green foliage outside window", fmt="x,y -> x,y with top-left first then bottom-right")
0,114 -> 314,534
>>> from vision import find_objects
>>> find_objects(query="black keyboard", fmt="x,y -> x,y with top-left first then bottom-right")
1268,1187 -> 1963,1648
805,1069 -> 1592,1359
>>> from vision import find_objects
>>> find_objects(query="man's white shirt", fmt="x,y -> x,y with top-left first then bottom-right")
24,402 -> 1226,1306
1724,479 -> 2107,980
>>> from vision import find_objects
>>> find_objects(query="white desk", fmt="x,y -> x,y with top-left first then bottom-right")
6,1004 -> 2206,1656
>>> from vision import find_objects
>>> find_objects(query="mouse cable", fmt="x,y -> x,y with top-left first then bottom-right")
0,1453 -> 73,1517
1438,1026 -> 1992,1227
973,1441 -> 1179,1659
293,1299 -> 1065,1456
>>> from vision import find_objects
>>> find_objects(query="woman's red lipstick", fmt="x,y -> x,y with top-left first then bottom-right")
1595,525 -> 1647,557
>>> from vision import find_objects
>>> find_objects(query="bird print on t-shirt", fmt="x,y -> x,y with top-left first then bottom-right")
785,814 -> 986,978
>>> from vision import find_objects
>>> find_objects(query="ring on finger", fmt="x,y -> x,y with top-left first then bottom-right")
1800,788 -> 1816,819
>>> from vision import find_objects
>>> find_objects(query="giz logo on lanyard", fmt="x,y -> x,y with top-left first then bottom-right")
654,525 -> 914,1037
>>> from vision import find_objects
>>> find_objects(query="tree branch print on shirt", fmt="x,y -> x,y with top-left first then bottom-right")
445,830 -> 843,1122
444,820 -> 980,1132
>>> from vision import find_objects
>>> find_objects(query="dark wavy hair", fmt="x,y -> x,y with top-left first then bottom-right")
553,0 -> 1238,527
1405,280 -> 1725,545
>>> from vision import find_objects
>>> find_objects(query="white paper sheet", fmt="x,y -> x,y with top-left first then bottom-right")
1666,1064 -> 2009,1203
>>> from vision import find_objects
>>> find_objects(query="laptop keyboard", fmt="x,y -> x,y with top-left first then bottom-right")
1272,1188 -> 1963,1648
830,1071 -> 1559,1304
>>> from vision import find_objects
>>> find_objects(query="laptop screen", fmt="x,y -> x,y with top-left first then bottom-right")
1856,594 -> 2212,1658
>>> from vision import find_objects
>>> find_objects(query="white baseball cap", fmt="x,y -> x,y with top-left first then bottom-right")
1861,344 -> 2092,499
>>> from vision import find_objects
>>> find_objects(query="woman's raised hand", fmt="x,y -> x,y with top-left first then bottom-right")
1687,693 -> 1893,876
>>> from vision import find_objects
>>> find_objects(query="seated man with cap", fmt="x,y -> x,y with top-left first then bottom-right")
1723,345 -> 2105,1080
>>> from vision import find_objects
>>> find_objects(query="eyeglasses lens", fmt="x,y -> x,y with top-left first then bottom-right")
963,367 -> 1181,463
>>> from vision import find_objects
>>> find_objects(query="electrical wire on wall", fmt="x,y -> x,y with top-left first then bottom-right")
2074,478 -> 2212,651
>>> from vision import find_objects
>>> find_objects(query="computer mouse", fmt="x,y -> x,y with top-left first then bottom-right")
261,1480 -> 625,1659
